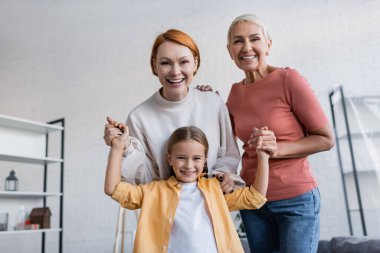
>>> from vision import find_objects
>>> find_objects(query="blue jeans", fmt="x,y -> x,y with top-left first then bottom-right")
240,188 -> 321,253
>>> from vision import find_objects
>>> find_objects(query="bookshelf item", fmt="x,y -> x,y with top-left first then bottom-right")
5,170 -> 18,191
30,207 -> 52,229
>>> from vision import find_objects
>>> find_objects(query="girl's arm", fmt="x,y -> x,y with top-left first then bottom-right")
224,145 -> 269,211
252,148 -> 270,196
104,125 -> 129,196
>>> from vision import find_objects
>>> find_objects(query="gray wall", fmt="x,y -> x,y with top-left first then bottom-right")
1,0 -> 380,252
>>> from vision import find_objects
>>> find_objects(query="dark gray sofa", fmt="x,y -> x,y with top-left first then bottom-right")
241,236 -> 380,253
317,237 -> 380,253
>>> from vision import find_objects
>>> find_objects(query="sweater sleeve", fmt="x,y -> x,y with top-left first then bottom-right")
119,115 -> 156,184
211,98 -> 245,186
119,136 -> 149,184
224,186 -> 267,212
284,69 -> 328,132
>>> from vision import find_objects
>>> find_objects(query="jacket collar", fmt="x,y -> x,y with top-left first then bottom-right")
167,173 -> 207,187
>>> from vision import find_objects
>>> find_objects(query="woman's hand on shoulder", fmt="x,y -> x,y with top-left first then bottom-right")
195,85 -> 219,95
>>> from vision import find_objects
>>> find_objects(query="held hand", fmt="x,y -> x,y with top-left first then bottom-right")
256,146 -> 270,160
248,126 -> 278,157
195,85 -> 219,95
215,173 -> 238,194
111,123 -> 130,150
104,116 -> 125,146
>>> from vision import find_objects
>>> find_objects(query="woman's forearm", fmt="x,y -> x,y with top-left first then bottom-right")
274,125 -> 335,159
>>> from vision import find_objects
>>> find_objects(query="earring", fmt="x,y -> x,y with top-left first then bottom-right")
265,52 -> 269,56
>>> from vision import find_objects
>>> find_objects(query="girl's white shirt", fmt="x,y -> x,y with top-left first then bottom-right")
168,182 -> 218,253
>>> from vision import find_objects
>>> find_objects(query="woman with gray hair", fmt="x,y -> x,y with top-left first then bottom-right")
225,13 -> 335,253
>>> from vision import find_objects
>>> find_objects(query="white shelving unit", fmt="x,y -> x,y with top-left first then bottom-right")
0,114 -> 64,253
0,191 -> 62,198
330,87 -> 380,237
0,228 -> 62,235
0,114 -> 63,133
0,154 -> 63,165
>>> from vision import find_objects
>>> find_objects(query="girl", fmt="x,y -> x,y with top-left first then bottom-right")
104,125 -> 269,253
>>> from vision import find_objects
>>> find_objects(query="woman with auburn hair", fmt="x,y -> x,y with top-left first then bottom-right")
104,28 -> 244,188
103,28 -> 278,251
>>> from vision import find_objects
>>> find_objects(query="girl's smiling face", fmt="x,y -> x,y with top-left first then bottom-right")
153,41 -> 198,102
168,140 -> 206,183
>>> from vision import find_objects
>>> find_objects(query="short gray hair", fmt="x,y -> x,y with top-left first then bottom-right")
227,14 -> 271,44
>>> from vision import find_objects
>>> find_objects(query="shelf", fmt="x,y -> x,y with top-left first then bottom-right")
338,132 -> 380,140
0,191 -> 62,198
0,228 -> 62,235
0,114 -> 63,133
0,116 -> 64,252
0,154 -> 63,165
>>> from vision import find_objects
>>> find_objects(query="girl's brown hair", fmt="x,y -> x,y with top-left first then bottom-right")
150,29 -> 201,76
167,126 -> 209,176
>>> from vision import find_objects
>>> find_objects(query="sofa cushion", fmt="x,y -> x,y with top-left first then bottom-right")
332,236 -> 380,253
318,236 -> 380,253
317,240 -> 331,253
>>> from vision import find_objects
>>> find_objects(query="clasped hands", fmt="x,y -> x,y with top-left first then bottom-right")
104,117 -> 129,147
248,126 -> 277,157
